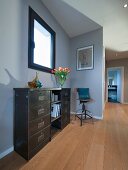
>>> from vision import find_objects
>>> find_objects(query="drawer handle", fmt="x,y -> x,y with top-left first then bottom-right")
38,134 -> 44,142
38,96 -> 45,101
38,108 -> 44,115
38,121 -> 44,128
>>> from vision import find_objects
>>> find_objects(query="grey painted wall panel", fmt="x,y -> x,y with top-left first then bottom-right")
70,29 -> 104,118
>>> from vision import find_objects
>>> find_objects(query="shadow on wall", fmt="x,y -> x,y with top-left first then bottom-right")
51,73 -> 57,87
0,69 -> 24,153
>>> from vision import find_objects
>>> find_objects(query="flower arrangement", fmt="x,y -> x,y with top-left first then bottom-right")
52,67 -> 70,87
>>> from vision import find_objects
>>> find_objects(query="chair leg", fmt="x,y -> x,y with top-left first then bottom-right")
80,114 -> 82,126
92,117 -> 93,124
82,103 -> 85,112
76,102 -> 94,126
85,110 -> 86,119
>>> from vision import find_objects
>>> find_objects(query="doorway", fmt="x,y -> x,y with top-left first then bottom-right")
107,67 -> 124,103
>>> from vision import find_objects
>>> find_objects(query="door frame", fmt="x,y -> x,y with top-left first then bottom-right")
106,67 -> 124,103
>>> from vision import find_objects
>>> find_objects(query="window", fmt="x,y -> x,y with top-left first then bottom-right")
28,7 -> 56,73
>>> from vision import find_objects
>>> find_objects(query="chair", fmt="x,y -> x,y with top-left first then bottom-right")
75,88 -> 93,126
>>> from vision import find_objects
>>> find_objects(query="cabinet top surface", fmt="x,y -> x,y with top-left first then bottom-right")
14,88 -> 71,91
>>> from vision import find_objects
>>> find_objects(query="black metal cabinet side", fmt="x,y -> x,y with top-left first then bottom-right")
61,88 -> 71,129
14,88 -> 29,160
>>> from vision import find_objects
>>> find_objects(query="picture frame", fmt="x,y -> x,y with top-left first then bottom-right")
77,45 -> 94,70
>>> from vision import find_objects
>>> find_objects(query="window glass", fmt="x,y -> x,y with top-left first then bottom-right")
28,7 -> 55,73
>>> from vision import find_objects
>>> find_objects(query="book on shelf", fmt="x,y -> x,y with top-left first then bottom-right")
51,103 -> 61,118
51,93 -> 54,102
51,93 -> 59,102
54,95 -> 58,101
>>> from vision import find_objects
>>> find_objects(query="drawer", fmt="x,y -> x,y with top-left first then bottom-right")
29,102 -> 50,121
29,90 -> 50,105
29,114 -> 50,136
29,137 -> 50,160
29,126 -> 50,152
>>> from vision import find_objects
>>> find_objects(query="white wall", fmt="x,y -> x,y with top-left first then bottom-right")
0,0 -> 70,156
117,69 -> 121,102
70,28 -> 104,119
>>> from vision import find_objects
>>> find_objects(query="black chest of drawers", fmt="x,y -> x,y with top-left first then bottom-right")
14,88 -> 70,160
14,88 -> 51,160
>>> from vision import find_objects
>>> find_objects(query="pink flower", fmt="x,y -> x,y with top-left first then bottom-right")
51,67 -> 70,75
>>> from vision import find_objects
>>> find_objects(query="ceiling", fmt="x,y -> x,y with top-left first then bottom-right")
41,0 -> 101,37
41,0 -> 128,60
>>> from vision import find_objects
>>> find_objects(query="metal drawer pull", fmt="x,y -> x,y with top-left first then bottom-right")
38,134 -> 44,142
38,121 -> 44,128
38,96 -> 45,101
38,108 -> 44,115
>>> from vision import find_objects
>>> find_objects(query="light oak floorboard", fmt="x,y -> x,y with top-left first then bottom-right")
0,102 -> 128,170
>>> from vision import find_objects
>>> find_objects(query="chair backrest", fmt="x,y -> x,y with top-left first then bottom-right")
77,88 -> 90,100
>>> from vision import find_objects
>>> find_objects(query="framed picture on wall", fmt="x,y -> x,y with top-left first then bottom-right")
77,45 -> 94,70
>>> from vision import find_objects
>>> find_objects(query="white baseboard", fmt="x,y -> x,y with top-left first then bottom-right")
71,112 -> 103,120
0,146 -> 14,159
93,115 -> 103,120
123,102 -> 128,104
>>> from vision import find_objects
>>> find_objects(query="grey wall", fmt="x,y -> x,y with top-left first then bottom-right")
70,28 -> 104,119
106,58 -> 128,103
0,0 -> 70,156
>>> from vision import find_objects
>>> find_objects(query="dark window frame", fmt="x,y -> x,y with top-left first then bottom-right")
28,7 -> 56,73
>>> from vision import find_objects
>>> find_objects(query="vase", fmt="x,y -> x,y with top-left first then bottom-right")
56,75 -> 66,88
28,72 -> 42,88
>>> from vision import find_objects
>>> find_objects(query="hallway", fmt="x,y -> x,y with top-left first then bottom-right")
0,103 -> 128,170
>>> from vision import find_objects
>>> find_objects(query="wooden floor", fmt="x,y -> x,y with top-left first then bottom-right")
0,102 -> 128,170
